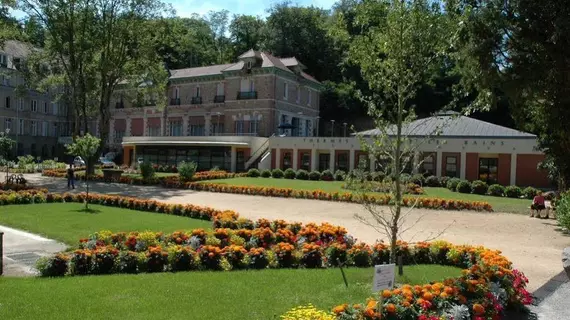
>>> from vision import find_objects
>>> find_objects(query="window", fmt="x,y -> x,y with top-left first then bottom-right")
282,151 -> 292,170
148,126 -> 161,136
307,89 -> 312,106
18,119 -> 24,135
283,82 -> 288,100
30,121 -> 37,136
216,83 -> 224,96
296,86 -> 301,103
212,123 -> 224,135
18,98 -> 24,111
4,118 -> 12,131
31,100 -> 37,112
195,86 -> 200,97
246,61 -> 252,69
300,152 -> 310,171
52,102 -> 58,115
249,119 -> 259,135
445,156 -> 458,177
53,123 -> 58,137
305,119 -> 311,137
234,120 -> 244,135
169,121 -> 182,136
479,158 -> 498,184
43,102 -> 49,114
5,96 -> 10,108
42,121 -> 48,136
0,54 -> 7,67
336,152 -> 349,172
318,153 -> 330,172
421,154 -> 435,176
189,124 -> 204,136
174,87 -> 179,98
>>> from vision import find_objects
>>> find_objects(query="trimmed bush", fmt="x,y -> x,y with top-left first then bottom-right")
284,168 -> 296,179
523,186 -> 539,200
456,180 -> 472,194
505,185 -> 522,198
178,161 -> 197,182
295,169 -> 309,180
261,169 -> 271,178
488,184 -> 505,197
320,170 -> 334,181
446,178 -> 461,191
271,169 -> 284,179
140,162 -> 155,181
425,175 -> 440,187
247,168 -> 261,178
409,174 -> 425,186
334,170 -> 346,181
471,180 -> 488,195
309,170 -> 320,181
439,176 -> 450,188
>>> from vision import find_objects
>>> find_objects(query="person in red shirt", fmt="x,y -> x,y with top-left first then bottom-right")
531,191 -> 546,217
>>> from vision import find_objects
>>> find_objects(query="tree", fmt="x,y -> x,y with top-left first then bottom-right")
229,14 -> 266,56
65,134 -> 100,210
453,0 -> 570,190
0,129 -> 15,182
349,0 -> 460,263
206,10 -> 230,64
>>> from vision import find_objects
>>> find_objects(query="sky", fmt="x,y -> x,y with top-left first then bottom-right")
10,0 -> 338,20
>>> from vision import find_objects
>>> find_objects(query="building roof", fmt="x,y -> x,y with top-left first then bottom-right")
260,52 -> 293,73
356,111 -> 536,139
0,40 -> 34,58
169,63 -> 234,79
238,49 -> 262,60
280,57 -> 306,69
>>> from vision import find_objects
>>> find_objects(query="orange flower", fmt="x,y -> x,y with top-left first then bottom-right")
422,292 -> 434,301
473,304 -> 485,315
385,303 -> 396,313
401,301 -> 411,308
332,304 -> 347,314
366,300 -> 377,309
381,290 -> 392,298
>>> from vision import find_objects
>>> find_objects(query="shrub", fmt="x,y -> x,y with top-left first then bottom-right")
446,178 -> 461,191
456,180 -> 472,194
371,171 -> 385,182
523,186 -> 539,200
400,173 -> 411,184
284,168 -> 296,179
439,176 -> 450,187
556,192 -> 570,231
261,169 -> 271,178
36,254 -> 69,277
247,168 -> 261,178
425,175 -> 440,187
505,185 -> 522,198
178,161 -> 197,182
320,169 -> 334,181
140,162 -> 155,181
295,169 -> 309,180
488,184 -> 506,197
409,174 -> 425,186
334,170 -> 346,181
471,180 -> 489,195
271,169 -> 284,179
309,170 -> 321,181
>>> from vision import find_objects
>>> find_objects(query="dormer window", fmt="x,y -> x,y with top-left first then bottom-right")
246,61 -> 253,69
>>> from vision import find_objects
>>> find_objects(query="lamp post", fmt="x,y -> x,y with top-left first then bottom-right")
330,120 -> 335,137
343,122 -> 347,137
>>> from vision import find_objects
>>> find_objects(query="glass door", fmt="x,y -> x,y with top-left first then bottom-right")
478,158 -> 498,184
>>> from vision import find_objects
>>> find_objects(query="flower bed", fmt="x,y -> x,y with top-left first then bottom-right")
189,182 -> 493,212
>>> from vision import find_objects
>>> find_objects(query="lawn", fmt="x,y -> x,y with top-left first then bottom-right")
205,177 -> 530,214
0,203 -> 211,245
0,265 -> 461,320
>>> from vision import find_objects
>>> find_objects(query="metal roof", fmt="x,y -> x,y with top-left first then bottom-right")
169,63 -> 234,79
356,113 -> 536,138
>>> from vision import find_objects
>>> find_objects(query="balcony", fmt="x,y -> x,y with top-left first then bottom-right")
191,96 -> 202,105
214,95 -> 225,103
170,98 -> 181,105
237,91 -> 257,100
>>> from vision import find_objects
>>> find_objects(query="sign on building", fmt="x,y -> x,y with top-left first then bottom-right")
372,264 -> 396,292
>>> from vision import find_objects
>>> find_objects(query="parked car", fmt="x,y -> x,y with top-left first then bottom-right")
73,156 -> 85,167
98,157 -> 116,168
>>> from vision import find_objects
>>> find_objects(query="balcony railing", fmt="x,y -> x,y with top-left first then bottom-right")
191,96 -> 202,105
214,95 -> 225,103
170,98 -> 181,105
237,91 -> 257,100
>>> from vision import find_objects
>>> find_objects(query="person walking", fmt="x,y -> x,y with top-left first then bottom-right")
67,164 -> 75,190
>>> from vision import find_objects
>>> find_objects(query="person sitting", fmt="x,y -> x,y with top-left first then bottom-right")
531,191 -> 546,218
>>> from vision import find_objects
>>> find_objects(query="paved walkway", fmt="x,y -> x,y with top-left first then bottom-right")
0,225 -> 66,276
22,174 -> 570,293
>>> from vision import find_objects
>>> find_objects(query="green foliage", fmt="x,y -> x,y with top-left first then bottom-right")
246,168 -> 261,178
556,192 -> 570,231
65,134 -> 100,166
283,168 -> 296,179
425,176 -> 440,187
140,162 -> 156,181
320,169 -> 334,181
271,169 -> 284,179
410,174 -> 425,186
295,169 -> 309,180
488,184 -> 506,197
178,161 -> 197,182
334,170 -> 346,181
471,180 -> 489,195
17,155 -> 35,166
522,186 -> 539,200
260,169 -> 272,178
446,178 -> 461,191
0,129 -> 15,162
309,170 -> 321,181
505,186 -> 523,198
456,180 -> 472,194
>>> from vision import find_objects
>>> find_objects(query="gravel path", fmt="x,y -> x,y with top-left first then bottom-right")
24,174 -> 570,291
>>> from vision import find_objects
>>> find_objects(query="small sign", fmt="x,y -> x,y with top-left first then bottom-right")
373,264 -> 395,292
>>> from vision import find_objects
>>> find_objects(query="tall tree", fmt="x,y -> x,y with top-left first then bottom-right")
229,14 -> 266,57
206,9 -> 230,64
22,16 -> 45,47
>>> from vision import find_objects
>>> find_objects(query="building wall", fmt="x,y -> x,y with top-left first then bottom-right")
516,154 -> 550,188
497,154 -> 511,186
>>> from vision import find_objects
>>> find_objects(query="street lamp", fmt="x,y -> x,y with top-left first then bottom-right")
330,120 -> 335,137
343,122 -> 348,137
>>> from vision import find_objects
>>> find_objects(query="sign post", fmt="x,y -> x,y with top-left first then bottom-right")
373,264 -> 396,292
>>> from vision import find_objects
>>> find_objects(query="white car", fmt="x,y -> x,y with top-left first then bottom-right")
73,156 -> 85,167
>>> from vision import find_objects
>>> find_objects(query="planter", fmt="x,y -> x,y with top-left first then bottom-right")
102,169 -> 124,182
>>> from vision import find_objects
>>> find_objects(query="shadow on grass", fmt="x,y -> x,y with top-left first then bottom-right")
72,208 -> 102,214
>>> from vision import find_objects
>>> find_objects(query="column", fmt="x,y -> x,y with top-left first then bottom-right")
126,118 -> 132,137
292,148 -> 298,170
412,152 -> 420,174
311,149 -> 318,171
204,114 -> 212,136
460,151 -> 466,179
275,148 -> 281,170
349,149 -> 355,171
329,149 -> 335,172
132,147 -> 137,168
182,116 -> 189,136
436,150 -> 443,177
369,154 -> 376,173
230,146 -> 237,172
510,153 -> 517,185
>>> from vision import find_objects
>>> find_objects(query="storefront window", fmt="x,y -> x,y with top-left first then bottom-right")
282,151 -> 292,170
300,152 -> 310,171
318,153 -> 330,172
236,151 -> 245,172
479,158 -> 498,184
336,152 -> 349,172
421,154 -> 435,176
445,156 -> 458,177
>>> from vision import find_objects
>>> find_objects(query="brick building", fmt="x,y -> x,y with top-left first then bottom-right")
0,40 -> 72,159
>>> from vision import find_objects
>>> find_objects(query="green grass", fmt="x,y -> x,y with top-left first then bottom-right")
0,265 -> 461,320
0,203 -> 211,245
206,177 -> 530,214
